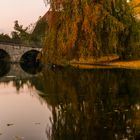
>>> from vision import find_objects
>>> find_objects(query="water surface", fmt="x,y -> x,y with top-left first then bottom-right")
0,63 -> 140,140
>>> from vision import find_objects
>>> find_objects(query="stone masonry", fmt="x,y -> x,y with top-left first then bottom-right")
0,43 -> 42,62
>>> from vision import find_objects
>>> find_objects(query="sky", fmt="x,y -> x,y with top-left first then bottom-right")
0,0 -> 47,34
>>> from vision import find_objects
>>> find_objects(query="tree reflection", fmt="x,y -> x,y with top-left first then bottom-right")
36,68 -> 140,140
1,65 -> 140,140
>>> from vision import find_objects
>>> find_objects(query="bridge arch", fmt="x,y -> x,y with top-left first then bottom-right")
20,50 -> 40,63
20,50 -> 42,74
0,49 -> 10,61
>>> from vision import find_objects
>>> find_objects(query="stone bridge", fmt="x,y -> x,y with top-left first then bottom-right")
0,43 -> 42,62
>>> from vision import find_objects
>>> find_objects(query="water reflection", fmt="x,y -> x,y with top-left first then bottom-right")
34,68 -> 140,140
0,82 -> 51,140
0,61 -> 42,80
1,66 -> 140,140
0,60 -> 10,77
20,60 -> 42,75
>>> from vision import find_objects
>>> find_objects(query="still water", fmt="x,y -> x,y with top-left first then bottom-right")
0,62 -> 140,140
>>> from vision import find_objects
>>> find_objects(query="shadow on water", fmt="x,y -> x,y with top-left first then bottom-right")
0,60 -> 10,77
30,67 -> 140,140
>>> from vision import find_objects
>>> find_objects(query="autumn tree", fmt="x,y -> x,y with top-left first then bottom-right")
129,0 -> 140,15
42,0 -> 140,64
31,17 -> 49,45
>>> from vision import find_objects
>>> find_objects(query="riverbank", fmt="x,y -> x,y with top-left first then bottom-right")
108,60 -> 140,69
44,55 -> 140,70
71,60 -> 140,69
69,55 -> 140,69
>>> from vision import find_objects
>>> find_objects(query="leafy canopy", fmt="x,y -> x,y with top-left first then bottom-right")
129,0 -> 140,14
42,0 -> 140,63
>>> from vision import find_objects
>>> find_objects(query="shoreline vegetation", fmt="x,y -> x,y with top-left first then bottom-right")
45,54 -> 140,70
70,60 -> 140,69
41,1 -> 140,68
49,54 -> 140,69
70,57 -> 140,69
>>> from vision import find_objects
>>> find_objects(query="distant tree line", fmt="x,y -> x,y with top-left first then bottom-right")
0,19 -> 48,47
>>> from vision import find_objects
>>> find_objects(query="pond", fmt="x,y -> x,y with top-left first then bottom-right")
0,62 -> 140,140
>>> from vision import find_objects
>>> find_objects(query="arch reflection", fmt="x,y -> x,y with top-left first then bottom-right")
0,60 -> 10,77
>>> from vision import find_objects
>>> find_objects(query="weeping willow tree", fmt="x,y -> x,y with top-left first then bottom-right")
42,0 -> 140,64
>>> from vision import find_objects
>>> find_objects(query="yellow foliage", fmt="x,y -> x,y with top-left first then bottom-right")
129,0 -> 140,14
42,0 -> 138,64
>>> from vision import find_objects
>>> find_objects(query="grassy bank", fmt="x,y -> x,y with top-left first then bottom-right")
70,60 -> 140,69
69,55 -> 140,69
108,60 -> 140,69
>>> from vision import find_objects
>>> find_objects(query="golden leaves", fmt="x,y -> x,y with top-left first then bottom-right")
42,0 -> 134,63
129,0 -> 140,14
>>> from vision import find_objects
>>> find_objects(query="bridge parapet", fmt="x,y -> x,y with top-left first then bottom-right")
0,42 -> 42,48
